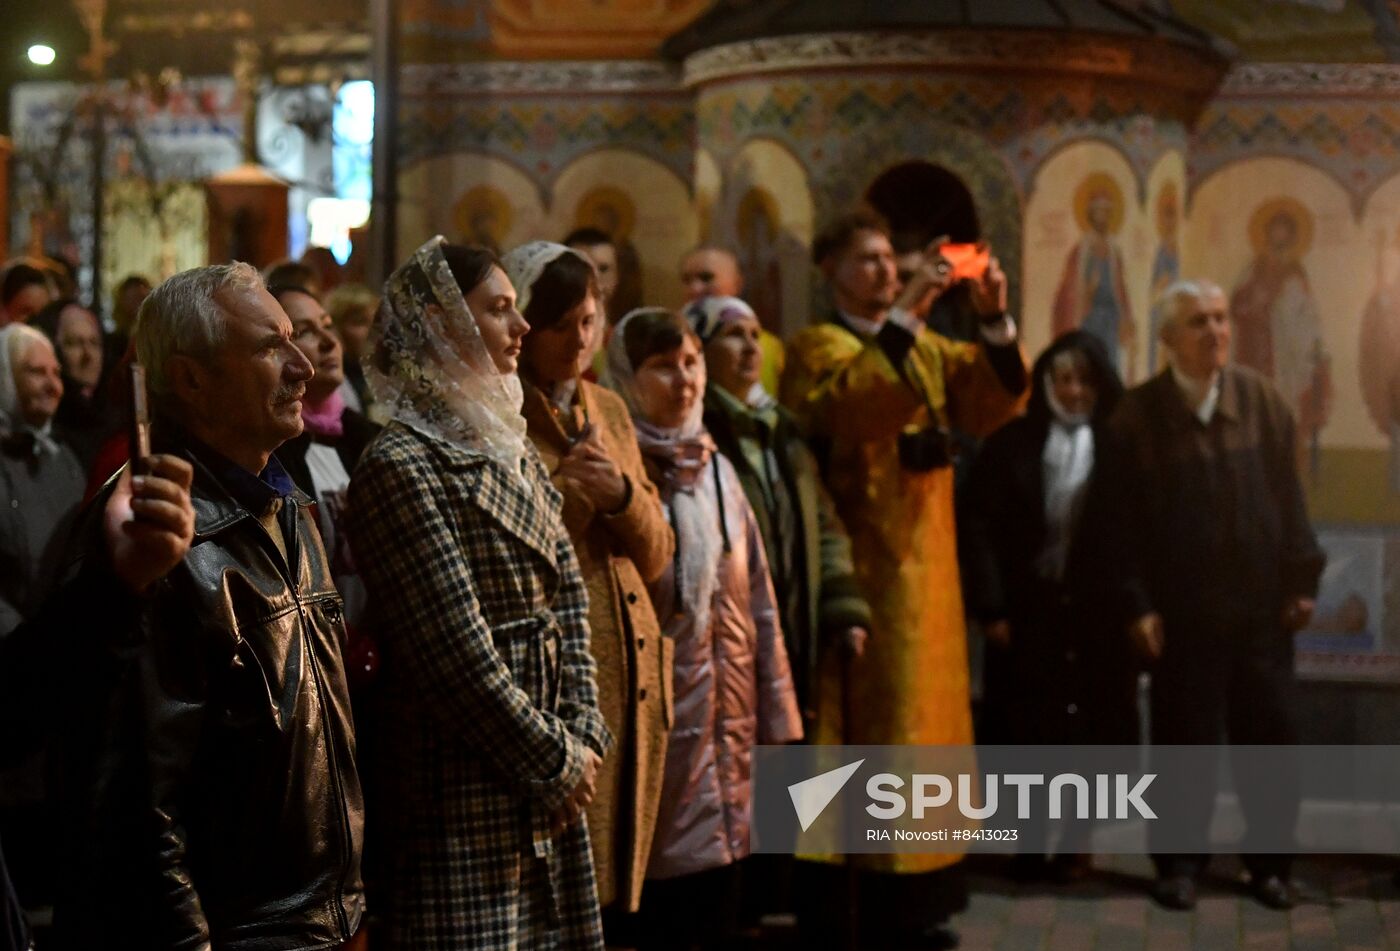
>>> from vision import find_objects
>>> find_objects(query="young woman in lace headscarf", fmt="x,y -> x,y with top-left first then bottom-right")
601,307 -> 801,951
347,237 -> 613,950
501,241 -> 674,922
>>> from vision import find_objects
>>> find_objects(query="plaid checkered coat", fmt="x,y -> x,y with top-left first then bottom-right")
348,421 -> 613,950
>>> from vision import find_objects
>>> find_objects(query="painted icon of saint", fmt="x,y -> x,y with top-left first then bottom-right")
1229,197 -> 1330,470
1052,172 -> 1137,382
736,187 -> 785,334
1359,223 -> 1400,492
453,185 -> 513,255
576,185 -> 645,318
1147,182 -> 1181,375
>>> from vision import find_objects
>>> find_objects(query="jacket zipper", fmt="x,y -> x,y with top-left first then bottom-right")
261,503 -> 354,940
304,614 -> 353,938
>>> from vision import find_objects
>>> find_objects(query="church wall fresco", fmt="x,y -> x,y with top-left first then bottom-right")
694,75 -> 1027,319
396,152 -> 548,262
551,149 -> 697,312
383,18 -> 1400,681
1186,156 -> 1400,680
1144,151 -> 1188,377
712,139 -> 815,338
1186,158 -> 1361,449
689,61 -> 1199,326
397,62 -> 695,188
692,148 -> 721,245
1022,142 -> 1152,387
398,147 -> 695,311
399,0 -> 711,62
1191,65 -> 1400,209
1179,66 -> 1400,681
394,60 -> 698,309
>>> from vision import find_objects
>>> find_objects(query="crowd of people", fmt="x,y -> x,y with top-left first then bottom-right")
0,201 -> 1322,951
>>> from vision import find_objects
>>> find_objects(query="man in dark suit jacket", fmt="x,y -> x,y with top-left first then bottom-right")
1089,278 -> 1324,912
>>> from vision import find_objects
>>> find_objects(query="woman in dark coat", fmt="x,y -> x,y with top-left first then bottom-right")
962,330 -> 1135,879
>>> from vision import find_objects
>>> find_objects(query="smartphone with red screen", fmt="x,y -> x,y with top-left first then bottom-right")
939,243 -> 990,282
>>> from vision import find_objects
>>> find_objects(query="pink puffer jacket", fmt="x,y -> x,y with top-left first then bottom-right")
644,450 -> 803,880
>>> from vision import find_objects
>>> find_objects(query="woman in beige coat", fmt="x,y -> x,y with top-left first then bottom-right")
503,242 -> 675,916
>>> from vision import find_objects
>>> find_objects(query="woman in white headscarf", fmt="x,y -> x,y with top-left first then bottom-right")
602,307 -> 801,951
346,237 -> 613,951
961,329 -> 1134,882
501,241 -> 674,920
0,323 -> 84,629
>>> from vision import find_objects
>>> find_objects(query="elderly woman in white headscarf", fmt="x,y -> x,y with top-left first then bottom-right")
500,241 -> 674,920
346,237 -> 613,951
601,306 -> 801,951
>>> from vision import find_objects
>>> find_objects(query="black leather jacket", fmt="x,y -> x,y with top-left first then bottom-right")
50,440 -> 365,951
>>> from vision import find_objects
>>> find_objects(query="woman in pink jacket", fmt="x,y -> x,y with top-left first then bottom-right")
602,307 -> 802,950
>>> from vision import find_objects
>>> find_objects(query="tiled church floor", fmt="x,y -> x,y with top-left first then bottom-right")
725,855 -> 1400,950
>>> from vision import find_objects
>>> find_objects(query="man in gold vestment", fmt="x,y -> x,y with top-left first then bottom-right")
781,209 -> 1028,946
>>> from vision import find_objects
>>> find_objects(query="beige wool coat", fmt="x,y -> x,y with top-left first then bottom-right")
521,378 -> 675,911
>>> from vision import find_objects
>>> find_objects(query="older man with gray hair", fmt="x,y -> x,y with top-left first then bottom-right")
50,263 -> 366,950
1086,278 -> 1324,912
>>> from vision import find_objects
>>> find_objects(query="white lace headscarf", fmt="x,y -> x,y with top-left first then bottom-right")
602,307 -> 724,633
365,235 -> 530,474
500,240 -> 594,317
501,240 -> 600,408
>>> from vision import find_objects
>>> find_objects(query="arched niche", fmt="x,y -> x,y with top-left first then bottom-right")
396,152 -> 546,261
826,122 -> 1023,321
551,149 -> 698,312
716,138 -> 815,337
1023,141 -> 1146,384
866,161 -> 981,246
694,149 -> 722,244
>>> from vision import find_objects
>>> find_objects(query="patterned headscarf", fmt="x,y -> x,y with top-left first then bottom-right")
601,307 -> 709,449
365,235 -> 530,473
601,307 -> 724,633
681,294 -> 778,409
681,294 -> 757,345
